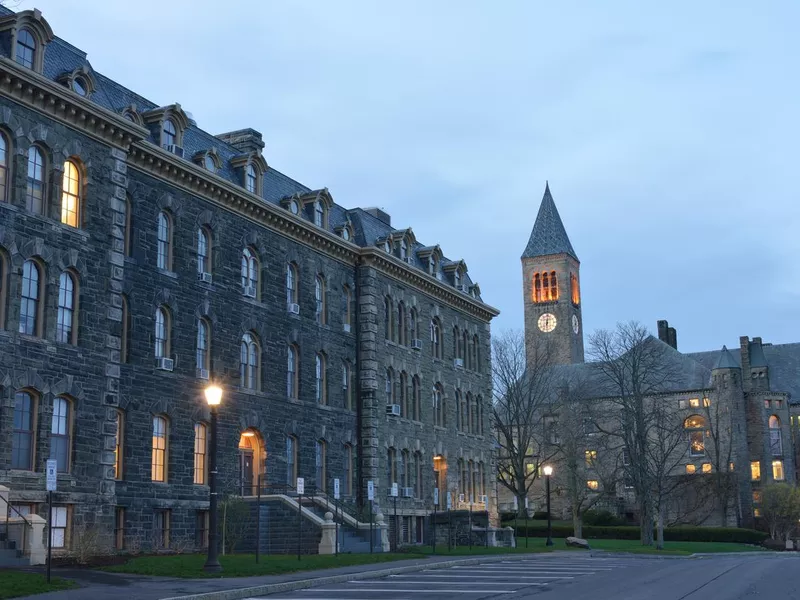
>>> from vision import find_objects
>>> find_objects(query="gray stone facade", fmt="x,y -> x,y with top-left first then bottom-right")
0,6 -> 498,553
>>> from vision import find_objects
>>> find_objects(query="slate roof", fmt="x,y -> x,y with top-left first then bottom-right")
714,346 -> 740,369
521,182 -> 578,261
0,5 -> 487,302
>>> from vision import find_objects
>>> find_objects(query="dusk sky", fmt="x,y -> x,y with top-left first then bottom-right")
21,0 -> 800,353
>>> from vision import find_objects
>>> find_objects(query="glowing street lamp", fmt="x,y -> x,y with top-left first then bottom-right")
543,465 -> 554,547
203,384 -> 223,572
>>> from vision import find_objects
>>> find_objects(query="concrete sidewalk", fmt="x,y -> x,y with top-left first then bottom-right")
18,553 -> 562,600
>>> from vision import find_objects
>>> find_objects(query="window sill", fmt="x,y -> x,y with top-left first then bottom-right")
158,269 -> 178,279
243,297 -> 267,308
237,387 -> 262,396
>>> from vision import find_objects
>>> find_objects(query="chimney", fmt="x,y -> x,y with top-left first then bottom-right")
656,320 -> 677,349
668,327 -> 677,350
215,128 -> 265,154
364,207 -> 391,226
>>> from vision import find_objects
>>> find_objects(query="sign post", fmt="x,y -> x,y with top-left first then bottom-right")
296,477 -> 304,561
46,459 -> 57,583
432,488 -> 439,554
391,483 -> 398,551
367,480 -> 374,553
333,478 -> 340,556
525,497 -> 530,548
446,492 -> 452,551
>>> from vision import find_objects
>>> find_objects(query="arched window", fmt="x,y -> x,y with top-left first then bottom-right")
50,396 -> 73,472
315,439 -> 327,492
56,271 -> 77,344
154,306 -> 170,359
413,451 -> 422,498
412,375 -> 421,421
410,308 -> 418,342
342,285 -> 352,331
162,119 -> 177,147
113,409 -> 124,480
456,390 -> 465,431
388,447 -> 397,485
399,371 -> 408,417
245,164 -> 257,194
15,29 -> 36,69
0,249 -> 6,329
549,270 -> 558,300
286,263 -> 298,306
286,435 -> 297,485
240,332 -> 259,390
193,423 -> 207,485
203,154 -> 216,173
238,429 -> 265,495
401,449 -> 410,489
157,211 -> 172,270
315,352 -> 327,405
287,344 -> 299,399
400,240 -> 408,260
313,199 -> 325,227
430,318 -> 441,359
25,146 -> 45,214
433,384 -> 444,427
241,248 -> 258,298
397,302 -> 406,345
541,271 -> 549,300
386,368 -> 394,405
315,276 -> 326,324
61,160 -> 81,227
454,270 -> 461,288
342,361 -> 352,411
384,296 -> 394,341
196,319 -> 210,374
0,133 -> 9,202
344,443 -> 353,496
684,415 -> 706,457
12,391 -> 36,470
197,228 -> 210,275
19,259 -> 41,336
469,393 -> 477,434
769,416 -> 782,456
120,295 -> 130,364
476,396 -> 484,435
453,326 -> 460,359
571,273 -> 580,305
462,330 -> 469,367
123,196 -> 133,257
151,415 -> 168,482
473,335 -> 480,373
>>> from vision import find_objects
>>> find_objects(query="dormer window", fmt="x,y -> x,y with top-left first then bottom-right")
400,240 -> 408,260
384,240 -> 392,253
16,29 -> 36,69
204,154 -> 216,173
289,199 -> 299,215
314,199 -> 325,227
72,77 -> 88,97
162,119 -> 177,147
342,228 -> 351,241
245,164 -> 257,193
454,270 -> 461,288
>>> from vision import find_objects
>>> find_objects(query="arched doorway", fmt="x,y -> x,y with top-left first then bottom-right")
433,454 -> 447,508
238,429 -> 265,496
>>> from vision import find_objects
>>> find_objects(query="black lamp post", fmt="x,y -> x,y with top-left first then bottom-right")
203,384 -> 223,573
544,465 -> 554,547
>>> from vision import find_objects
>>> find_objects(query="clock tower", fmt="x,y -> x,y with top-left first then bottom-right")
521,183 -> 584,366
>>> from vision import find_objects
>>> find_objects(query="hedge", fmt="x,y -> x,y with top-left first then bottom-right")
510,524 -> 767,544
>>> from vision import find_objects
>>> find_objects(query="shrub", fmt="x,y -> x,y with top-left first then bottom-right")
511,524 -> 767,544
532,511 -> 550,520
583,510 -> 626,527
761,538 -> 787,551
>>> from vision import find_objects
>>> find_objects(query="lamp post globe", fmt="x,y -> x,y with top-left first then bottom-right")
203,384 -> 223,573
544,465 -> 554,547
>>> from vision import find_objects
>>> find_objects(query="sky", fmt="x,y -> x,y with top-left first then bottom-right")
18,0 -> 800,353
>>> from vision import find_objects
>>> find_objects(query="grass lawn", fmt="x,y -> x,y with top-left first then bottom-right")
0,571 -> 77,599
519,537 -> 764,555
103,552 -> 428,578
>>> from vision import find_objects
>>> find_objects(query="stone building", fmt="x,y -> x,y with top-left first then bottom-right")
499,183 -> 800,528
0,7 -> 498,554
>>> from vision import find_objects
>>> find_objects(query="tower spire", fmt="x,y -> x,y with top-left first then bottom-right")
521,182 -> 578,261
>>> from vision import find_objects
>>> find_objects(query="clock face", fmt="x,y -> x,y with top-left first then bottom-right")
572,315 -> 580,335
538,313 -> 557,333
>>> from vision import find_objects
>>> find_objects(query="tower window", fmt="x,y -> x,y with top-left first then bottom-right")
532,271 -> 559,303
570,273 -> 580,305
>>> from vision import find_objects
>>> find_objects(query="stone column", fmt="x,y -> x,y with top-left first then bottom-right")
357,261 -> 379,509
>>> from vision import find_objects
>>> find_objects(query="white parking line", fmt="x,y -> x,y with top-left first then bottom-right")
451,567 -> 598,574
309,588 -> 522,594
390,574 -> 571,580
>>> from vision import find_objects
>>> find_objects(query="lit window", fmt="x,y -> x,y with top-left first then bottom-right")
241,248 -> 258,297
684,415 -> 706,457
197,228 -> 210,275
25,146 -> 45,214
0,133 -> 7,202
196,319 -> 210,373
315,276 -> 326,324
315,353 -> 326,405
286,436 -> 297,485
586,480 -> 599,490
315,440 -> 326,492
19,260 -> 41,336
240,332 -> 259,390
60,160 -> 81,227
703,397 -> 711,407
772,460 -> 785,481
689,398 -> 700,408
570,272 -> 580,305
15,29 -> 36,69
750,460 -> 761,481
194,423 -> 207,485
532,271 -> 558,302
154,307 -> 169,359
287,344 -> 298,399
769,415 -> 782,456
685,464 -> 696,474
162,119 -> 177,147
585,450 -> 597,467
754,508 -> 762,518
701,463 -> 712,473
151,416 -> 168,482
49,397 -> 72,472
12,391 -> 36,470
157,212 -> 171,270
753,490 -> 762,504
56,272 -> 77,344
113,410 -> 124,480
245,164 -> 257,193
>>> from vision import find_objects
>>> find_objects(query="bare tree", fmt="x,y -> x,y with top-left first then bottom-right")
698,389 -> 737,525
588,321 -> 684,547
492,330 -> 559,516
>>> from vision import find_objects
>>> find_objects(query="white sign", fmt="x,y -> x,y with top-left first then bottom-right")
446,492 -> 452,510
433,488 -> 439,507
391,482 -> 398,497
513,496 -> 518,510
524,497 -> 529,509
46,459 -> 57,492
296,477 -> 304,495
367,480 -> 374,501
333,478 -> 340,500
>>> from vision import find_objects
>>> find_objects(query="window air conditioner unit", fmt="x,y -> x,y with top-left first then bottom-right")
288,303 -> 300,315
402,487 -> 414,498
458,494 -> 465,503
454,358 -> 464,369
343,323 -> 351,333
458,284 -> 470,293
197,368 -> 209,380
411,339 -> 422,350
164,144 -> 184,158
386,404 -> 401,416
243,285 -> 257,298
198,272 -> 213,284
156,357 -> 174,372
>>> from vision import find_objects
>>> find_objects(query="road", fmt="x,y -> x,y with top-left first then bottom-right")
250,553 -> 800,599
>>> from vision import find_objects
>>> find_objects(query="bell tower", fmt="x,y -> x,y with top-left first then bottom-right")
521,182 -> 584,366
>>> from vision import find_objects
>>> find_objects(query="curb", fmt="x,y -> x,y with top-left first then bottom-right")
159,553 -> 550,600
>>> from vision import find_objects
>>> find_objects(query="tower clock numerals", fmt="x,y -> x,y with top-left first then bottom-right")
572,315 -> 579,335
538,313 -> 557,333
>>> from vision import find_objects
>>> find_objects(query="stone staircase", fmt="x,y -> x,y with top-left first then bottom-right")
299,498 -> 373,553
0,527 -> 30,567
0,485 -> 46,567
